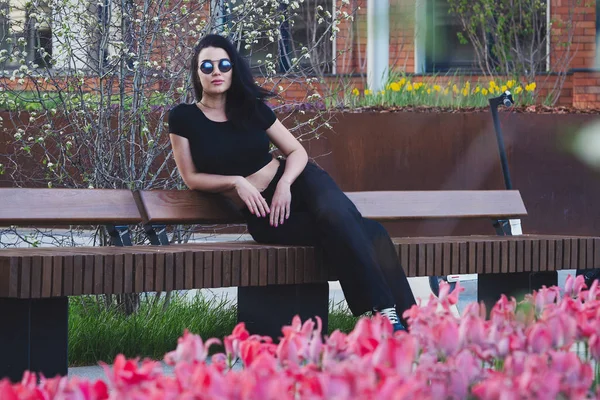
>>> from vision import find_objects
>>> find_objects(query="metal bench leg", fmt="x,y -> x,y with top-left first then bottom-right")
0,297 -> 68,382
237,283 -> 329,341
478,271 -> 557,313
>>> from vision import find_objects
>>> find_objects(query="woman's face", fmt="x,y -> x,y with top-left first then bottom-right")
197,46 -> 233,96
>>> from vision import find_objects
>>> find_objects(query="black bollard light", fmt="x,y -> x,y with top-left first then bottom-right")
477,90 -> 558,314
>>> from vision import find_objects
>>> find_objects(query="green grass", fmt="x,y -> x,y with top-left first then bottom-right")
68,292 -> 359,367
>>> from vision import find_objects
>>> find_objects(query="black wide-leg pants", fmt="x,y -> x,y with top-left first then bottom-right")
242,160 -> 417,322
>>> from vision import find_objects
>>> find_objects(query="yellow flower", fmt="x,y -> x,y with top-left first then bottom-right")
406,83 -> 413,91
525,82 -> 537,92
399,77 -> 406,86
352,88 -> 359,96
501,85 -> 508,92
364,89 -> 372,95
507,80 -> 515,89
482,88 -> 489,96
489,80 -> 496,88
433,84 -> 441,92
515,86 -> 523,94
390,82 -> 401,92
414,82 -> 424,90
462,88 -> 468,96
427,89 -> 431,94
475,86 -> 481,93
379,90 -> 385,96
452,84 -> 458,93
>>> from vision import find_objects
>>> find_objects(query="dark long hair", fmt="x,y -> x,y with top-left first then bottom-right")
191,34 -> 275,129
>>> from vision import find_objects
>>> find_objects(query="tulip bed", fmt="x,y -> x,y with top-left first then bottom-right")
2,275 -> 600,399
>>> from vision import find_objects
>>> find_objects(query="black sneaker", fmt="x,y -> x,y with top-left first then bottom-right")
374,307 -> 406,332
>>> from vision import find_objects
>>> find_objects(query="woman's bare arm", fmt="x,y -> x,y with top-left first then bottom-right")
169,133 -> 270,216
265,119 -> 308,186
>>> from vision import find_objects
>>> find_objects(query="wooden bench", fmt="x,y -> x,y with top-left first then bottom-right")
0,188 -> 143,382
1,188 -> 599,382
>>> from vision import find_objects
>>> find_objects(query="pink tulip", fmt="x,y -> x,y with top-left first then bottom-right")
533,285 -> 560,314
0,375 -> 110,400
101,354 -> 162,389
583,278 -> 600,301
454,349 -> 483,385
347,316 -> 386,357
458,313 -> 486,349
371,336 -> 417,376
545,313 -> 577,349
240,339 -> 262,367
589,333 -> 600,361
223,322 -> 250,362
490,294 -> 517,325
321,331 -> 352,369
565,274 -> 586,298
503,351 -> 528,375
438,280 -> 464,306
526,323 -> 553,354
549,351 -> 594,397
164,329 -> 221,365
277,336 -> 301,367
488,323 -> 525,359
432,317 -> 460,357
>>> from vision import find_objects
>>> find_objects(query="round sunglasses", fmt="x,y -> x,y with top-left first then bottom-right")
199,58 -> 233,75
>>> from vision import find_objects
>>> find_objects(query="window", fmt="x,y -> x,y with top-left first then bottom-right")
224,0 -> 333,75
280,0 -> 333,74
424,0 -> 548,74
424,0 -> 479,72
0,0 -> 52,68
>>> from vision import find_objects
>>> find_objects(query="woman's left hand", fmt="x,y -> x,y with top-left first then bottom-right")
270,182 -> 291,227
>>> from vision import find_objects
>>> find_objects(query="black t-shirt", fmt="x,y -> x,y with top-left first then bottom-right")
168,101 -> 277,177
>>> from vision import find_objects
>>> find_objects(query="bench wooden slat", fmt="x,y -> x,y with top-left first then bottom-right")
134,190 -> 244,225
114,254 -> 124,294
145,254 -> 154,292
155,253 -> 164,292
195,252 -> 204,289
52,256 -> 63,297
232,250 -> 241,287
0,189 -> 142,226
134,189 -> 527,225
346,190 -> 527,220
31,256 -> 42,298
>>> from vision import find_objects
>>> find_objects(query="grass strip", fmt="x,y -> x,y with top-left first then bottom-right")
68,292 -> 359,367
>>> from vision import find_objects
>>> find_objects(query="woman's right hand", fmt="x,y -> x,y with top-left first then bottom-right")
234,176 -> 270,217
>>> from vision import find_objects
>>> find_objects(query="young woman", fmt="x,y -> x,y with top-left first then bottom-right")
168,34 -> 416,332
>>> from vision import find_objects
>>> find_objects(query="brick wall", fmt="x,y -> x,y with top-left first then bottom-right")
550,0 -> 596,71
389,0 -> 416,72
573,71 -> 600,108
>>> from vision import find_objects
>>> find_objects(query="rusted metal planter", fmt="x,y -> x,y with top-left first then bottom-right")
1,110 -> 598,238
